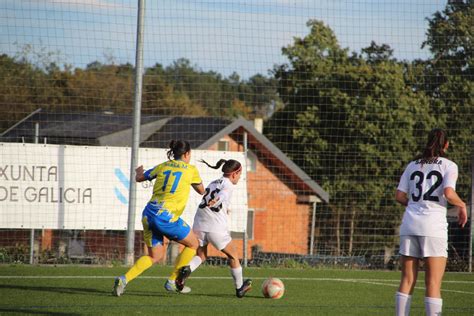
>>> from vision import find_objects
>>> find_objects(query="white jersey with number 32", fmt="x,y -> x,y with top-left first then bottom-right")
193,177 -> 234,234
397,157 -> 458,238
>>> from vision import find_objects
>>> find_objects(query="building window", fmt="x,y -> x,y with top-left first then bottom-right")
246,150 -> 257,172
217,140 -> 229,151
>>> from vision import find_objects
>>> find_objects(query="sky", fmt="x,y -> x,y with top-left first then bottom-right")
0,0 -> 446,79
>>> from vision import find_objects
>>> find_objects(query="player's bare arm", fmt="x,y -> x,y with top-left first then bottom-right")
444,187 -> 467,227
395,190 -> 408,206
192,182 -> 205,195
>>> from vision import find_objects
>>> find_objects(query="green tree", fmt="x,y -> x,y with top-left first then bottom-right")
164,58 -> 229,115
0,53 -> 63,132
421,1 -> 473,198
239,74 -> 282,119
0,54 -> 39,132
162,58 -> 280,119
266,20 -> 436,256
143,63 -> 206,116
66,62 -> 134,113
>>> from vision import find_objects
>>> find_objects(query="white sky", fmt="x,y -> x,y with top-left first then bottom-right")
0,0 -> 445,78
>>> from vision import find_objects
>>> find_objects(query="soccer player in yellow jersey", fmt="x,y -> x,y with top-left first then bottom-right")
113,140 -> 205,296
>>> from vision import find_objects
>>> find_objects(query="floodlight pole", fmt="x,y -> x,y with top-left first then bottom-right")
125,0 -> 146,266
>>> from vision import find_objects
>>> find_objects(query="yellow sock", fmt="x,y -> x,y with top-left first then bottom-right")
124,255 -> 153,283
169,247 -> 196,281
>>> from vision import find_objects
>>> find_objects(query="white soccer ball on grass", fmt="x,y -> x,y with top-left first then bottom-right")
261,277 -> 285,299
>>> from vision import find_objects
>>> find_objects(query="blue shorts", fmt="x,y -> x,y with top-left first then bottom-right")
142,202 -> 191,248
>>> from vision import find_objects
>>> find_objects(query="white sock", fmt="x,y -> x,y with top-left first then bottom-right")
230,266 -> 243,289
189,256 -> 203,272
425,297 -> 442,316
395,292 -> 412,316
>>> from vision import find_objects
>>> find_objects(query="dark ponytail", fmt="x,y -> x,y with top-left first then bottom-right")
415,128 -> 448,161
200,159 -> 242,176
167,140 -> 191,160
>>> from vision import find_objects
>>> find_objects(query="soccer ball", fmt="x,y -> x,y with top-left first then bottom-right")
261,277 -> 285,299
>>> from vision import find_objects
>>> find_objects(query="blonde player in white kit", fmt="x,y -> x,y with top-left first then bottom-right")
176,158 -> 252,298
395,128 -> 467,316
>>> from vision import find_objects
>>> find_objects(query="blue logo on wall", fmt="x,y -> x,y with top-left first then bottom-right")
114,168 -> 130,205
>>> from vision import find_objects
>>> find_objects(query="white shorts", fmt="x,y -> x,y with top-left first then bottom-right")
399,235 -> 448,258
195,230 -> 232,251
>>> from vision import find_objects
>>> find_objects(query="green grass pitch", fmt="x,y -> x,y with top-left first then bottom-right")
0,265 -> 473,315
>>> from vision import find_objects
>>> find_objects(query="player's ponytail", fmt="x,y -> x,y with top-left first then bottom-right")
167,140 -> 191,160
200,159 -> 242,176
415,128 -> 448,161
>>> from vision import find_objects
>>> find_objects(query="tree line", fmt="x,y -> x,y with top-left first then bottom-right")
0,54 -> 281,133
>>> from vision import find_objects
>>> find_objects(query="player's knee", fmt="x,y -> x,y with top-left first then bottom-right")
189,239 -> 199,250
425,278 -> 441,290
150,255 -> 163,264
225,251 -> 237,261
400,275 -> 416,288
401,277 -> 415,286
181,233 -> 199,250
147,245 -> 164,264
227,257 -> 241,269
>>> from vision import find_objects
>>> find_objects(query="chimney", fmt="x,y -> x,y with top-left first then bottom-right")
254,118 -> 263,133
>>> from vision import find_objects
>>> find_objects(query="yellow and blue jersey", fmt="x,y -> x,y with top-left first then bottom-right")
143,159 -> 202,222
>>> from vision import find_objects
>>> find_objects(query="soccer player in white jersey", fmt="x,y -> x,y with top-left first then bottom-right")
177,158 -> 252,298
395,128 -> 467,316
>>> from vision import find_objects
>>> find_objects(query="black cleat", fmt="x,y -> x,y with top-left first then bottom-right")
236,279 -> 252,298
176,265 -> 192,292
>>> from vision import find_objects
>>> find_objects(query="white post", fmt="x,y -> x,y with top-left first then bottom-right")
243,229 -> 248,267
297,195 -> 320,256
29,122 -> 40,264
310,201 -> 317,255
125,0 -> 146,266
